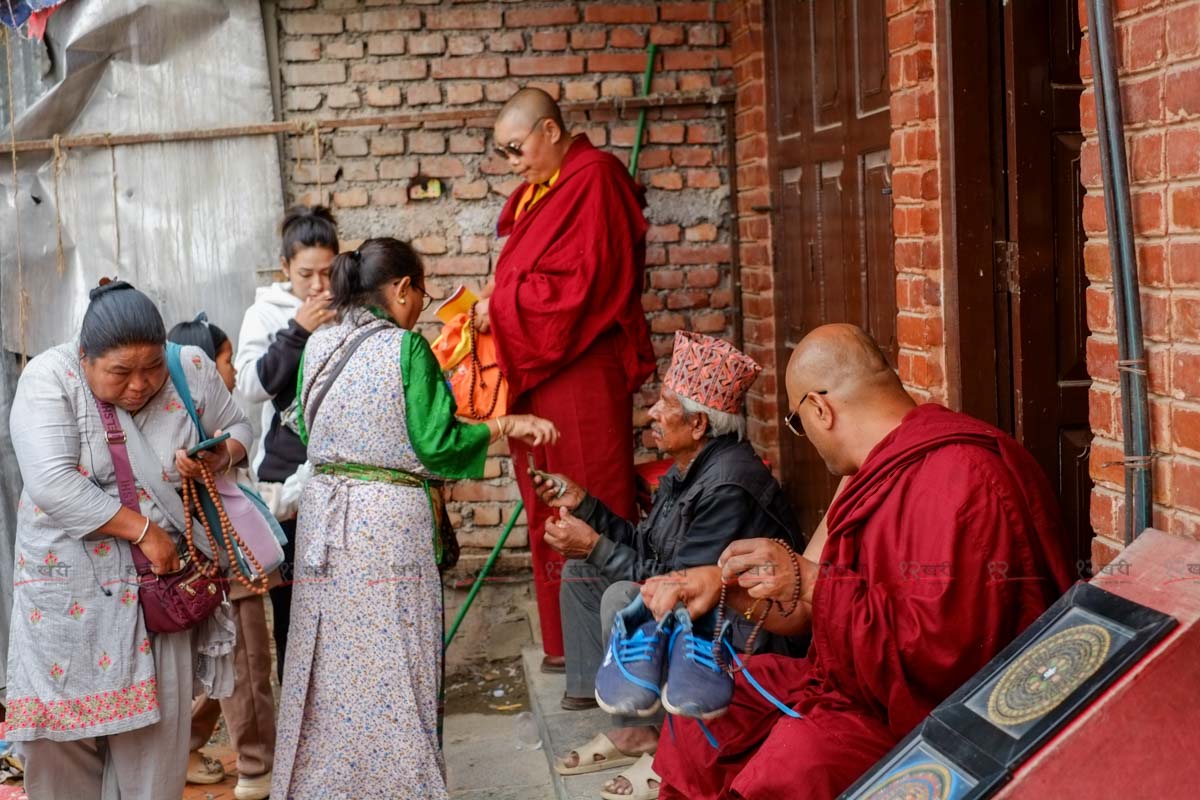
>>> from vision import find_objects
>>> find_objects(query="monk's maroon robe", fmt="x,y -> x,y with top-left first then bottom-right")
490,135 -> 655,656
654,404 -> 1074,799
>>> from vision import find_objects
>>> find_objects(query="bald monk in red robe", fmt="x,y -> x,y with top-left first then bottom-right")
477,88 -> 655,671
640,324 -> 1074,799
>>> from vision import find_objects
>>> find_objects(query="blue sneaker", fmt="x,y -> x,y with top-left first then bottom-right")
594,596 -> 671,717
661,607 -> 733,720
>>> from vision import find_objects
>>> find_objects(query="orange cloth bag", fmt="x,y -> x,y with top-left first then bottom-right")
434,309 -> 508,420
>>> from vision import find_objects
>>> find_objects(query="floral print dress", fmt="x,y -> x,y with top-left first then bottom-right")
272,310 -> 490,800
5,343 -> 251,741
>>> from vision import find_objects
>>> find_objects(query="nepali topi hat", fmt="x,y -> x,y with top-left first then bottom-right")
663,331 -> 761,415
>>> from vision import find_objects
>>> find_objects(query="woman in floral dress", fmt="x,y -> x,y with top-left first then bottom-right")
6,281 -> 252,799
272,238 -> 558,799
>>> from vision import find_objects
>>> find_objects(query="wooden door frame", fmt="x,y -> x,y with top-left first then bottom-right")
937,0 -> 1010,428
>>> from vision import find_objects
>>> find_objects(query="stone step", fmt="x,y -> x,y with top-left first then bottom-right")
521,646 -> 632,800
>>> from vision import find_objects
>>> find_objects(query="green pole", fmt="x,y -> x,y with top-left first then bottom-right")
444,499 -> 524,649
628,43 -> 660,177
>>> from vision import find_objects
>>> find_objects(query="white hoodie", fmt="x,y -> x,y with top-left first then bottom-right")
235,282 -> 303,472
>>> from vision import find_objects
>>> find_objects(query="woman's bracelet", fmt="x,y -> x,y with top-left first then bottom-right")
132,517 -> 150,546
496,416 -> 508,438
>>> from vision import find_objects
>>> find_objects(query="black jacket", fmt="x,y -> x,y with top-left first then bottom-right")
256,319 -> 309,482
580,434 -> 801,583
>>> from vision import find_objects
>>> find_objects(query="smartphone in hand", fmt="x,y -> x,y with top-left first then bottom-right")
187,431 -> 231,457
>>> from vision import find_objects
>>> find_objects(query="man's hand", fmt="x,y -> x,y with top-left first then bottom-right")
543,507 -> 599,559
719,538 -> 802,604
530,470 -> 585,510
474,298 -> 491,333
641,566 -> 723,622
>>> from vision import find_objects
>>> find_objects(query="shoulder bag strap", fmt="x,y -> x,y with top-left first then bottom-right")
92,396 -> 155,574
165,342 -> 207,438
304,323 -> 391,435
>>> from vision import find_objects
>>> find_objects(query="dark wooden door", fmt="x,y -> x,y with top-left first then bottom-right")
766,0 -> 896,537
1003,0 -> 1093,573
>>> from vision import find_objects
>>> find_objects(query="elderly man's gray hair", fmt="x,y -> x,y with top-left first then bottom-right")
679,395 -> 747,441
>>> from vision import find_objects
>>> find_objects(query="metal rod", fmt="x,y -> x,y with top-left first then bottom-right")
1085,0 -> 1153,544
0,89 -> 733,155
629,43 -> 660,176
444,500 -> 524,650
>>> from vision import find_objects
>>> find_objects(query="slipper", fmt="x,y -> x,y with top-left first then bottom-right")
599,752 -> 661,800
554,732 -> 643,776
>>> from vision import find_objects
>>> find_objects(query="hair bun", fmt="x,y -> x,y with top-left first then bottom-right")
88,279 -> 134,303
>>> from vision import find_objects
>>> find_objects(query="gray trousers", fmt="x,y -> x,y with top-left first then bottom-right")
17,629 -> 193,800
560,559 -> 663,729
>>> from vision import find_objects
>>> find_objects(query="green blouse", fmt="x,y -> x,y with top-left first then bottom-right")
297,325 -> 490,479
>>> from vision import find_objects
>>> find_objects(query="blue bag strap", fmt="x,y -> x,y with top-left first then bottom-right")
165,342 -> 207,439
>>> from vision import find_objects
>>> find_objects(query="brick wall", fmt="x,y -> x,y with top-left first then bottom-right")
887,0 -> 946,403
273,0 -> 734,589
1079,0 -> 1200,562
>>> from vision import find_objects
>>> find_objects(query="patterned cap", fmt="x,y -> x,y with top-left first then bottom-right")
663,331 -> 761,414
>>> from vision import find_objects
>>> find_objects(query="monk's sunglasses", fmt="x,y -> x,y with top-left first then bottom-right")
784,390 -> 828,438
494,116 -> 550,159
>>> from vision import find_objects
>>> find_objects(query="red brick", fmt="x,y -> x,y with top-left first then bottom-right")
407,33 -> 446,55
332,134 -> 368,157
668,244 -> 731,265
564,81 -> 599,101
325,41 -> 363,60
1166,126 -> 1200,178
282,40 -> 320,62
425,8 -> 503,29
650,24 -> 686,46
650,172 -> 684,190
345,9 -> 421,32
601,77 -> 636,98
672,147 -> 713,167
282,13 -> 343,35
1132,188 -> 1164,234
610,27 -> 647,49
663,49 -> 731,70
1173,403 -> 1200,455
1170,240 -> 1200,286
446,83 -> 484,105
1120,73 -> 1164,125
453,180 -> 489,201
532,30 -> 568,51
367,34 -> 407,56
1130,131 -> 1163,181
412,235 -> 448,255
1126,12 -> 1166,70
505,6 -> 579,26
685,224 -> 718,243
1170,185 -> 1200,231
571,29 -> 607,50
688,23 -> 725,47
1174,294 -> 1200,342
687,169 -> 722,189
408,131 -> 446,155
431,57 -> 507,79
589,53 -> 653,73
419,157 -> 466,178
649,268 -> 684,289
692,310 -> 728,333
661,2 -> 717,21
448,35 -> 486,56
283,63 -> 345,86
370,134 -> 406,156
351,61 -> 427,82
650,312 -> 687,333
510,55 -> 586,76
1166,3 -> 1200,58
686,265 -> 721,287
1165,64 -> 1200,118
333,188 -> 368,208
647,224 -> 681,243
488,32 -> 526,53
638,149 -> 672,170
365,86 -> 402,107
584,4 -> 657,24
407,84 -> 442,105
1174,458 -> 1200,513
369,186 -> 407,207
1172,347 -> 1200,398
679,73 -> 714,92
1089,386 -> 1117,438
648,122 -> 686,144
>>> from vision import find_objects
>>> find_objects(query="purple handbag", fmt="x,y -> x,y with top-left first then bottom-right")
94,396 -> 226,633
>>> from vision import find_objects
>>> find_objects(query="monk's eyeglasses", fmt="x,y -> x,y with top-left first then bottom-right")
784,390 -> 828,438
494,116 -> 550,159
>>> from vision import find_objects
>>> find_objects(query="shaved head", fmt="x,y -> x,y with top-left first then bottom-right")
497,87 -> 565,131
787,324 -> 904,401
785,324 -> 914,475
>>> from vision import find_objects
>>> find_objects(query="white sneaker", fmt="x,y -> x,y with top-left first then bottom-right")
185,750 -> 225,785
234,771 -> 272,800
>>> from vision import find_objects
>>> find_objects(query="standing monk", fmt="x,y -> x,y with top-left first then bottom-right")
641,324 -> 1074,799
477,88 -> 655,671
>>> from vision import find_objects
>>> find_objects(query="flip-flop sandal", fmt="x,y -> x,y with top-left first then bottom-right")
554,733 -> 643,776
599,752 -> 661,800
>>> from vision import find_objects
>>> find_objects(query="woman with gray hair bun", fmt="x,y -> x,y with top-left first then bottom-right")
6,280 -> 252,800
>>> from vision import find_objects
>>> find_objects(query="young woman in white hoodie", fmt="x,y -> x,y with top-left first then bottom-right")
233,205 -> 339,689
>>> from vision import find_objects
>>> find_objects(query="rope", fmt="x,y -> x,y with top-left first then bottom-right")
51,133 -> 65,274
1101,451 -> 1159,471
105,134 -> 120,269
1116,358 -> 1147,376
4,26 -> 28,366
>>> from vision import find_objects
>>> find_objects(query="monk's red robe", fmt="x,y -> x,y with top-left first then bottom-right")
491,135 -> 655,657
653,404 -> 1074,799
